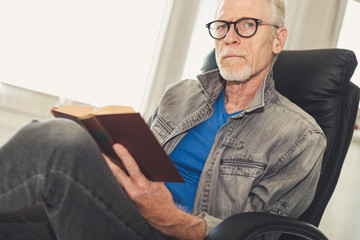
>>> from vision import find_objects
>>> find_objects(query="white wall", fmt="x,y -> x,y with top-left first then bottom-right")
285,0 -> 347,50
319,135 -> 360,239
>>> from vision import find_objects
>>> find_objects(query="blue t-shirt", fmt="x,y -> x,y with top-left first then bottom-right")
165,90 -> 243,213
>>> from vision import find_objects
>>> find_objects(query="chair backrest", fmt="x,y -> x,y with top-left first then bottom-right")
201,49 -> 359,228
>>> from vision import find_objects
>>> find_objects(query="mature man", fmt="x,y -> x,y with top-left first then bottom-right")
0,0 -> 326,239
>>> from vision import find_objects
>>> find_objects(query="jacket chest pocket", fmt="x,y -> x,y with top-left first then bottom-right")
220,159 -> 265,178
220,137 -> 266,178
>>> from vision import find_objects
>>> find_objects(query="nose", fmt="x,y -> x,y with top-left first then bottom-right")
223,23 -> 240,45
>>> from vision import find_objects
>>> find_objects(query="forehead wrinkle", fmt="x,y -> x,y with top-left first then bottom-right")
216,0 -> 271,22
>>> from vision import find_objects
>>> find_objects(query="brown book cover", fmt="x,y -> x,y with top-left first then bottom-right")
52,105 -> 184,183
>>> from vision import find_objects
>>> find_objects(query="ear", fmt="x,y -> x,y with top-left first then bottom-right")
272,27 -> 287,54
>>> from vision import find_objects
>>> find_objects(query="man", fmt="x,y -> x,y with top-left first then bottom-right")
0,0 -> 326,239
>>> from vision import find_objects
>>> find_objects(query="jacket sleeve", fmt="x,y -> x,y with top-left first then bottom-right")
244,131 -> 326,218
196,212 -> 223,235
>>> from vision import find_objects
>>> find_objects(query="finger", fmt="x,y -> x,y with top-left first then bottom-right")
103,153 -> 127,178
103,154 -> 119,172
103,153 -> 134,190
113,144 -> 144,179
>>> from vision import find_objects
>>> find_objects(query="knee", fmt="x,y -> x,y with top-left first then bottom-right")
2,118 -> 101,175
20,119 -> 95,151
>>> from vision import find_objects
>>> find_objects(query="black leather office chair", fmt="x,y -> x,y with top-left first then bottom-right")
202,48 -> 359,240
0,49 -> 358,240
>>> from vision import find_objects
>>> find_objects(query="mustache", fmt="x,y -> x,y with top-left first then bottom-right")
218,48 -> 248,58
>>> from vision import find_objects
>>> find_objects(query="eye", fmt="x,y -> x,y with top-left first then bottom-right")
237,19 -> 256,31
216,23 -> 227,31
245,21 -> 255,28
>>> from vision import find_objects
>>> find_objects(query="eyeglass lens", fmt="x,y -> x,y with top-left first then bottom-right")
209,18 -> 258,39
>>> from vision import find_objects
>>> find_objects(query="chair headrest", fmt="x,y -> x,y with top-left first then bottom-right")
273,49 -> 358,129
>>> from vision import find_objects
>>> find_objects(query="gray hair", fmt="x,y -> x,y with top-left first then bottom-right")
267,0 -> 286,64
268,0 -> 286,28
215,0 -> 286,28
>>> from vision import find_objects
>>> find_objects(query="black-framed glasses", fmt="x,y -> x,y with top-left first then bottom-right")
206,18 -> 279,39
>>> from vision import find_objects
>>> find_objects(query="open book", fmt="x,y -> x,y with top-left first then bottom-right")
52,105 -> 184,183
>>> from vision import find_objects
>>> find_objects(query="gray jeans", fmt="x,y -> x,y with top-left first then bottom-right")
0,119 -> 171,240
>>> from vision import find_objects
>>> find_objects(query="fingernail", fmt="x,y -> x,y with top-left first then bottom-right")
113,143 -> 122,151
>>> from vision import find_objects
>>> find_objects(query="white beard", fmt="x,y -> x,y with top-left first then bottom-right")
219,62 -> 252,82
216,48 -> 252,82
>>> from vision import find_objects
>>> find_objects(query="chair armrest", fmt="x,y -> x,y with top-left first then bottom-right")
205,212 -> 328,240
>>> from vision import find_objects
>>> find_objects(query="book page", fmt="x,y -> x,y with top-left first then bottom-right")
54,105 -> 94,118
94,105 -> 135,115
53,105 -> 135,119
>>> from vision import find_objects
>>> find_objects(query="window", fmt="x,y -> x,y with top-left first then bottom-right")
0,0 -> 170,144
337,0 -> 360,88
0,0 -> 170,110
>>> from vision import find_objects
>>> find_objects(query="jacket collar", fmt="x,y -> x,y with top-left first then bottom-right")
196,69 -> 275,113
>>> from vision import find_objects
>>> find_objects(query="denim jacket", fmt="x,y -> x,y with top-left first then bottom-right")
148,69 -> 326,234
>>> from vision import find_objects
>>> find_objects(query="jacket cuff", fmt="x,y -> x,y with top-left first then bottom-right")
196,212 -> 223,235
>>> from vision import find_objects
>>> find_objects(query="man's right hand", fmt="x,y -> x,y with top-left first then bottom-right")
104,144 -> 207,240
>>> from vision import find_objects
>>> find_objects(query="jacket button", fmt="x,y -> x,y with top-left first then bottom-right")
237,143 -> 243,148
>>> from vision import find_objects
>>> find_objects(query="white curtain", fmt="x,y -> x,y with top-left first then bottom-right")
141,0 -> 201,119
285,0 -> 348,50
